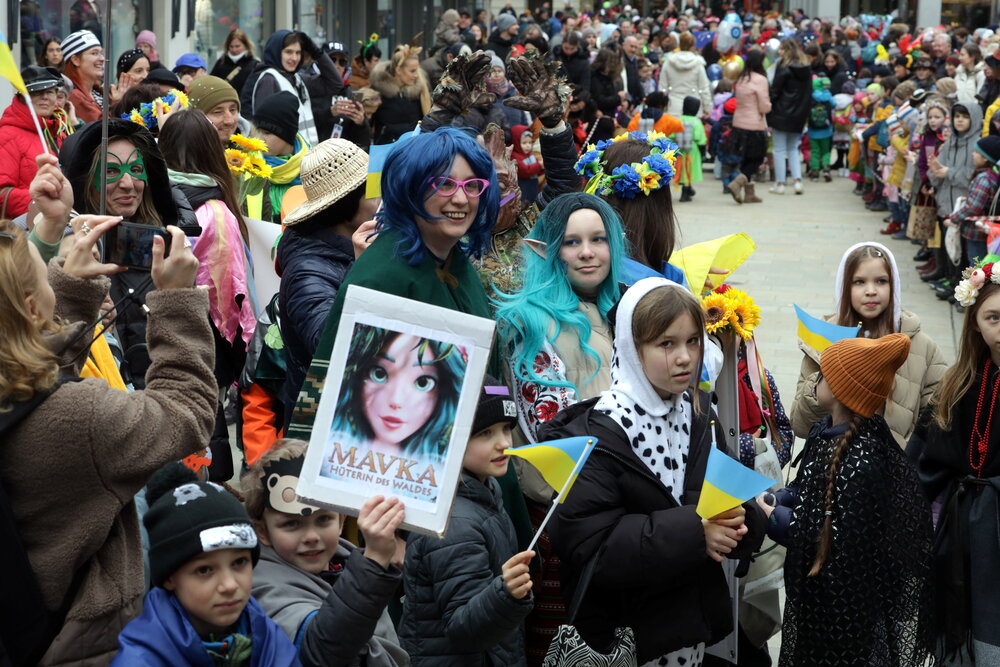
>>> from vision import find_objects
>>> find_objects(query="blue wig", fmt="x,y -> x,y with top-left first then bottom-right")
330,324 -> 467,460
379,127 -> 500,266
494,192 -> 626,393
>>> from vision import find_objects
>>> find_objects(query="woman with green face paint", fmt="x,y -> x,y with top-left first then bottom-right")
33,119 -> 199,391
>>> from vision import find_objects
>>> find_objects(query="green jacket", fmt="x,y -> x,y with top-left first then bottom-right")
286,227 -> 496,440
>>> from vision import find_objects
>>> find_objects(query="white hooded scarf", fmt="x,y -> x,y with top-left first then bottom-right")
594,278 -> 699,505
833,241 -> 902,335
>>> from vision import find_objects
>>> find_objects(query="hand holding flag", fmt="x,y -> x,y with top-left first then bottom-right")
696,439 -> 775,520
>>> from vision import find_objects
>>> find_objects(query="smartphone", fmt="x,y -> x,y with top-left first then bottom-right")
351,90 -> 365,103
103,221 -> 171,271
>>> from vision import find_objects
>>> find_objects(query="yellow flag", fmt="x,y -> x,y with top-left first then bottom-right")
667,233 -> 756,295
0,34 -> 27,96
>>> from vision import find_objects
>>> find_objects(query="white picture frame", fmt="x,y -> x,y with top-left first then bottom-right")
297,285 -> 496,536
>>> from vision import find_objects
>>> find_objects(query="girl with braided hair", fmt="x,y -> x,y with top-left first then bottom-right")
761,334 -> 935,666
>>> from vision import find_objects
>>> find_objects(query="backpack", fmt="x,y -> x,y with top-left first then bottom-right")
809,102 -> 831,129
0,377 -> 83,666
676,118 -> 695,151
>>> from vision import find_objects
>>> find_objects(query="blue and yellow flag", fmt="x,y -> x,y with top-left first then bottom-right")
0,33 -> 28,95
365,143 -> 393,199
505,436 -> 596,503
794,304 -> 860,354
696,446 -> 774,519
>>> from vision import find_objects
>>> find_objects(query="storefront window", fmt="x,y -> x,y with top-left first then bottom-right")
20,0 -> 140,66
194,0 -> 271,66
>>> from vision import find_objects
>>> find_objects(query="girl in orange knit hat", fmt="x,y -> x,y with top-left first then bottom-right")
761,333 -> 935,666
912,261 -> 1000,663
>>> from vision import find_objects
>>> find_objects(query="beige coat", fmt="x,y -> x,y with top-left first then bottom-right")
0,259 -> 217,666
789,310 -> 947,448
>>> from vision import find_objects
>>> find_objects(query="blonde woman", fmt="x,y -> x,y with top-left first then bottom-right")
369,44 -> 431,144
0,208 -> 215,664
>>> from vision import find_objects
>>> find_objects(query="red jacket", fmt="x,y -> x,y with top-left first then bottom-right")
0,98 -> 68,218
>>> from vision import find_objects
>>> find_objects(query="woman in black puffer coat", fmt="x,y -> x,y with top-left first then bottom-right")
768,38 -> 814,194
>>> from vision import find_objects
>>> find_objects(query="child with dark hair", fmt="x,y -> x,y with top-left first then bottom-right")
398,377 -> 535,665
761,334 -> 934,666
946,135 -> 1000,262
675,95 -> 707,202
112,464 -> 299,666
709,96 -> 741,192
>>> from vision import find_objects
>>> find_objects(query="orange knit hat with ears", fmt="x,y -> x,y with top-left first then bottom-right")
819,333 -> 910,418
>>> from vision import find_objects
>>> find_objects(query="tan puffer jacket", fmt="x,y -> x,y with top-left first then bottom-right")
790,310 -> 947,448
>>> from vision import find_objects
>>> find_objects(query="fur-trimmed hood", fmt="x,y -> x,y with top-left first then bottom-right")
369,60 -> 430,101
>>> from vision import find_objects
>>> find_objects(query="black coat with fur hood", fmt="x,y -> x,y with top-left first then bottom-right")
369,60 -> 430,144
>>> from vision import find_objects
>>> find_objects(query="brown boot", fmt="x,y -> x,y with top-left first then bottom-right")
727,173 -> 746,204
744,182 -> 763,203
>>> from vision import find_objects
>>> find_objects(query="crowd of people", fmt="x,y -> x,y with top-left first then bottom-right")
2,3 -> 1000,667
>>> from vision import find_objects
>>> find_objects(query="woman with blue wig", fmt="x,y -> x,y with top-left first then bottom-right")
285,125 -> 501,438
495,192 -> 626,442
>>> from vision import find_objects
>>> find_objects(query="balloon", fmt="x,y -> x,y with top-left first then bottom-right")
715,12 -> 744,55
765,38 -> 780,63
722,57 -> 744,81
707,63 -> 723,82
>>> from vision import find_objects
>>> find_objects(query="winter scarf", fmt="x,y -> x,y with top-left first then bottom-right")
595,277 -> 695,506
833,241 -> 902,334
262,135 -> 306,218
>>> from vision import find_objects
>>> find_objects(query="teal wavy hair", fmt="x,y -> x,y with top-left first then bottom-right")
494,192 -> 626,393
330,324 -> 467,460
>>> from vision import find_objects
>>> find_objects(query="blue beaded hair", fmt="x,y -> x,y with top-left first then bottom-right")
379,126 -> 500,266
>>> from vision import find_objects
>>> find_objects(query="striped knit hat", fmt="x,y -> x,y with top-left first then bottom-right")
61,30 -> 102,60
820,333 -> 910,418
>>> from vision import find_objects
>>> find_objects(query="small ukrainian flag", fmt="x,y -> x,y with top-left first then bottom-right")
794,304 -> 861,354
696,446 -> 775,519
365,143 -> 393,199
505,437 -> 596,504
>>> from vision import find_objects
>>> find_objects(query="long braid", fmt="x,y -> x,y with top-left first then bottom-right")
808,411 -> 864,577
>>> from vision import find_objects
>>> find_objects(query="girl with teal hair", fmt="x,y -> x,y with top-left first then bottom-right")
494,192 -> 626,442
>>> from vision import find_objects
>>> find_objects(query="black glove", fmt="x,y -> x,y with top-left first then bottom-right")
297,32 -> 322,60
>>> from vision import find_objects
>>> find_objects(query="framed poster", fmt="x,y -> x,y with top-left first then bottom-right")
297,285 -> 496,536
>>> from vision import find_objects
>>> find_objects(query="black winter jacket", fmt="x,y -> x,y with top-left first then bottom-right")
767,63 -> 813,133
590,72 -> 621,116
543,395 -> 766,664
209,53 -> 259,96
276,225 -> 354,419
556,48 -> 591,92
399,473 -> 533,665
820,62 -> 850,95
536,124 -> 582,209
486,31 -> 514,63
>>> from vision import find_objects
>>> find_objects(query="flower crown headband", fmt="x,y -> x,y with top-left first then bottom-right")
574,131 -> 679,200
955,261 -> 1000,307
121,90 -> 189,132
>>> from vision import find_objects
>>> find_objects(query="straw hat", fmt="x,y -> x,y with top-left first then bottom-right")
282,139 -> 369,226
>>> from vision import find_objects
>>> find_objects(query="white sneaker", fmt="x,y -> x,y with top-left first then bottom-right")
769,183 -> 786,195
793,179 -> 804,195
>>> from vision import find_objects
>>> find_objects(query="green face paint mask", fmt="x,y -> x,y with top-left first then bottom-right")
98,147 -> 149,185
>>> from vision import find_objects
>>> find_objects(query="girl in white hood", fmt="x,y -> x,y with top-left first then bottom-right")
790,242 -> 948,448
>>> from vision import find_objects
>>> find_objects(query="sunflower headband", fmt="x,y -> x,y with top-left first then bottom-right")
360,33 -> 379,58
121,90 -> 189,132
574,131 -> 679,200
954,261 -> 1000,307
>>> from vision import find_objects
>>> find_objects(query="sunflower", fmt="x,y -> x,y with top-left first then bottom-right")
172,90 -> 190,108
225,149 -> 249,173
636,163 -> 662,195
729,293 -> 762,340
245,155 -> 273,179
230,134 -> 268,153
129,110 -> 146,127
701,293 -> 734,334
611,131 -> 632,143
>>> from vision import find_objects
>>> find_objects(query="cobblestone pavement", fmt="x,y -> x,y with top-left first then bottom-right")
676,172 -> 959,414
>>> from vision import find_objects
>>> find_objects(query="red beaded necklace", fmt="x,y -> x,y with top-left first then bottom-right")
969,359 -> 1000,477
